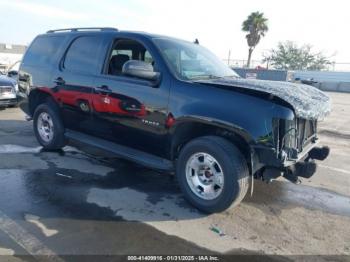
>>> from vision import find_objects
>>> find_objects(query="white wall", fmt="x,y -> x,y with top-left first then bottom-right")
0,53 -> 23,68
293,71 -> 350,83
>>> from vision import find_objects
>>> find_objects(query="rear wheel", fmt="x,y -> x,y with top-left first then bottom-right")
33,99 -> 66,150
176,136 -> 249,213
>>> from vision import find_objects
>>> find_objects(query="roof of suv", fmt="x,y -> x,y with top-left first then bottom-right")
44,27 -> 186,42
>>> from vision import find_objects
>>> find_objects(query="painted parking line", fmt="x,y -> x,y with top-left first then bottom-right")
319,164 -> 350,175
0,144 -> 81,154
0,145 -> 41,154
0,210 -> 63,262
24,214 -> 59,237
0,247 -> 14,255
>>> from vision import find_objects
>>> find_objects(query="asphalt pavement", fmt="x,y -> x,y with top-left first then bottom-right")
0,92 -> 349,261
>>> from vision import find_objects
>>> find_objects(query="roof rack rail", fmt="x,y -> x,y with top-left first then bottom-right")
46,27 -> 118,33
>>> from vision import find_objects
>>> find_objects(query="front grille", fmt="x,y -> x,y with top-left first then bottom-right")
278,118 -> 317,159
0,86 -> 14,94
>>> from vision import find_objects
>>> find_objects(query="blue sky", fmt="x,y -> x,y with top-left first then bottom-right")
0,0 -> 348,67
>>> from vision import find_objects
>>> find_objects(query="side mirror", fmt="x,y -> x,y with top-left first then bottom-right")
8,70 -> 18,78
122,60 -> 160,84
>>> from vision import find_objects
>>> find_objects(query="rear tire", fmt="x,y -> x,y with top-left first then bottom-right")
176,136 -> 249,213
33,98 -> 66,150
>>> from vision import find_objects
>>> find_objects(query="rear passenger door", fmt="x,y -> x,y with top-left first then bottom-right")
51,35 -> 105,133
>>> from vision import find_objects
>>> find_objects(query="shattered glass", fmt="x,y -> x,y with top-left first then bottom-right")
198,78 -> 331,120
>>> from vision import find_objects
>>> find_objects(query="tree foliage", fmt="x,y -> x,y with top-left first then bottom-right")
263,41 -> 333,70
242,11 -> 269,67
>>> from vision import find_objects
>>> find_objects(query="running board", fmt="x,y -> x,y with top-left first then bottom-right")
65,130 -> 174,171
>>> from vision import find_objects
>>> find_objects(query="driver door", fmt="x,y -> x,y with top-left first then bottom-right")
90,37 -> 170,157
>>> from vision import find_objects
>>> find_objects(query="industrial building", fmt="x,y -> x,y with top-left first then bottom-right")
0,43 -> 26,72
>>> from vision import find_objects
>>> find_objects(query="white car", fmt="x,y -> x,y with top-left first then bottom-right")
0,74 -> 18,109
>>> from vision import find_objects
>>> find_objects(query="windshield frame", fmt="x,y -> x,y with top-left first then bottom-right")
152,37 -> 239,82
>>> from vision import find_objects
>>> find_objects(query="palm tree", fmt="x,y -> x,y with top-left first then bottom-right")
242,11 -> 269,68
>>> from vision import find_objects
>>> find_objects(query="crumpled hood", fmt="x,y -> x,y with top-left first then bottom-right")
197,78 -> 331,120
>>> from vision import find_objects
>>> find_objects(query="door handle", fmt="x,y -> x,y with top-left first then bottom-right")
120,100 -> 142,113
96,85 -> 112,94
53,77 -> 65,85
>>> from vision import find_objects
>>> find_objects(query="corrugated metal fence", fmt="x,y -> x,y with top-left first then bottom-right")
232,68 -> 350,93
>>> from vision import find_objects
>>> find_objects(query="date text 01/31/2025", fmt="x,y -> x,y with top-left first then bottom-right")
127,255 -> 220,261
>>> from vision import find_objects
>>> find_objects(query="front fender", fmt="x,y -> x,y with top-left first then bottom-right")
170,115 -> 254,143
169,80 -> 294,146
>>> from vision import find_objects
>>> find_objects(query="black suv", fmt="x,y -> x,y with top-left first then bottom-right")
18,28 -> 331,213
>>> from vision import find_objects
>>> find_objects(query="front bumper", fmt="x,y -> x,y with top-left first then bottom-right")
255,144 -> 330,183
254,117 -> 322,168
253,143 -> 315,168
0,97 -> 18,107
252,117 -> 329,183
0,89 -> 18,107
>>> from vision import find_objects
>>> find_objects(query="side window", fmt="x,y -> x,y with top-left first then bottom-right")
163,48 -> 180,73
64,36 -> 103,74
144,51 -> 153,64
107,39 -> 154,76
23,36 -> 65,67
111,49 -> 132,59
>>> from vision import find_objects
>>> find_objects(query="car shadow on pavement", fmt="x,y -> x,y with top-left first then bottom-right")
16,147 -> 350,225
23,154 -> 201,222
2,119 -> 349,222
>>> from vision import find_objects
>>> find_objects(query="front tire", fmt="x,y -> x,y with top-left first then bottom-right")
33,99 -> 66,150
176,136 -> 249,213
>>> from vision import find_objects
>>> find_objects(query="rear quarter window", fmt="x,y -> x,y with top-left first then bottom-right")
23,35 -> 65,67
63,36 -> 104,74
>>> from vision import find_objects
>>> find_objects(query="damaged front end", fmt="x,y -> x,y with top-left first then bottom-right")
196,77 -> 332,184
258,118 -> 330,184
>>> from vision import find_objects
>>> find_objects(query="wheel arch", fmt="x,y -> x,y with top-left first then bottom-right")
169,116 -> 254,173
28,88 -> 57,116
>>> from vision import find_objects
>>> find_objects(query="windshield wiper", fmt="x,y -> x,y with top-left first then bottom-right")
189,75 -> 223,80
190,74 -> 240,81
222,75 -> 240,79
